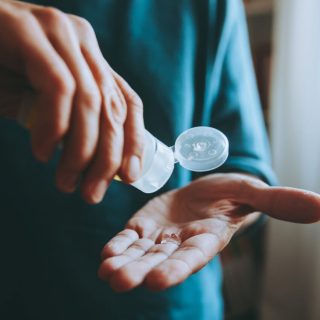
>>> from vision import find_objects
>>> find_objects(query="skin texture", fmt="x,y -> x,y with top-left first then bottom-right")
0,0 -> 145,203
98,173 -> 320,292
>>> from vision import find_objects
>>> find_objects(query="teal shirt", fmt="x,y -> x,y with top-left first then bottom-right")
0,1 -> 276,319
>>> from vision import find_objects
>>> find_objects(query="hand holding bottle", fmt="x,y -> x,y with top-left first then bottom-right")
0,0 -> 145,203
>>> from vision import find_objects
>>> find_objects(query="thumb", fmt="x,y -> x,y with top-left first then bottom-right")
249,186 -> 320,224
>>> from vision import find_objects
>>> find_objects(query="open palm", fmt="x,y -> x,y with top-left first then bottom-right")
98,173 -> 320,292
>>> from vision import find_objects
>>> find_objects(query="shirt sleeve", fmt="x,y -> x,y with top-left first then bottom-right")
206,0 -> 277,185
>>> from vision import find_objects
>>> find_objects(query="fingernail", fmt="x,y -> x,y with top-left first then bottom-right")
89,180 -> 107,203
127,155 -> 141,181
58,173 -> 77,193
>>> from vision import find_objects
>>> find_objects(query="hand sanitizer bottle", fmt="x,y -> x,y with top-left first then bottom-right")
132,126 -> 229,193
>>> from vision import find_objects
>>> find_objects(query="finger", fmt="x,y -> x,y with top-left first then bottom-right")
108,242 -> 178,292
101,229 -> 139,259
70,15 -> 127,127
98,238 -> 154,280
70,16 -> 127,202
253,187 -> 320,223
79,105 -> 124,203
145,234 -> 220,291
32,8 -> 103,193
10,12 -> 76,162
113,72 -> 145,183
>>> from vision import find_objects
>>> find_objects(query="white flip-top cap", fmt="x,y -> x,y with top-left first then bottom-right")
174,126 -> 229,172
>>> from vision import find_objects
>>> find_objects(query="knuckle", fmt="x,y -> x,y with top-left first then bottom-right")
80,87 -> 101,113
101,83 -> 117,98
105,94 -> 127,125
128,91 -> 143,113
37,7 -> 68,26
18,14 -> 37,33
50,72 -> 75,98
71,15 -> 94,35
6,10 -> 38,36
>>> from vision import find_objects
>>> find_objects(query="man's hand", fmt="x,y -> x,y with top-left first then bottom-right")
0,0 -> 145,203
98,173 -> 320,292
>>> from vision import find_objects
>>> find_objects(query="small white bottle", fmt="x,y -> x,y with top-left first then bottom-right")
132,126 -> 229,193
